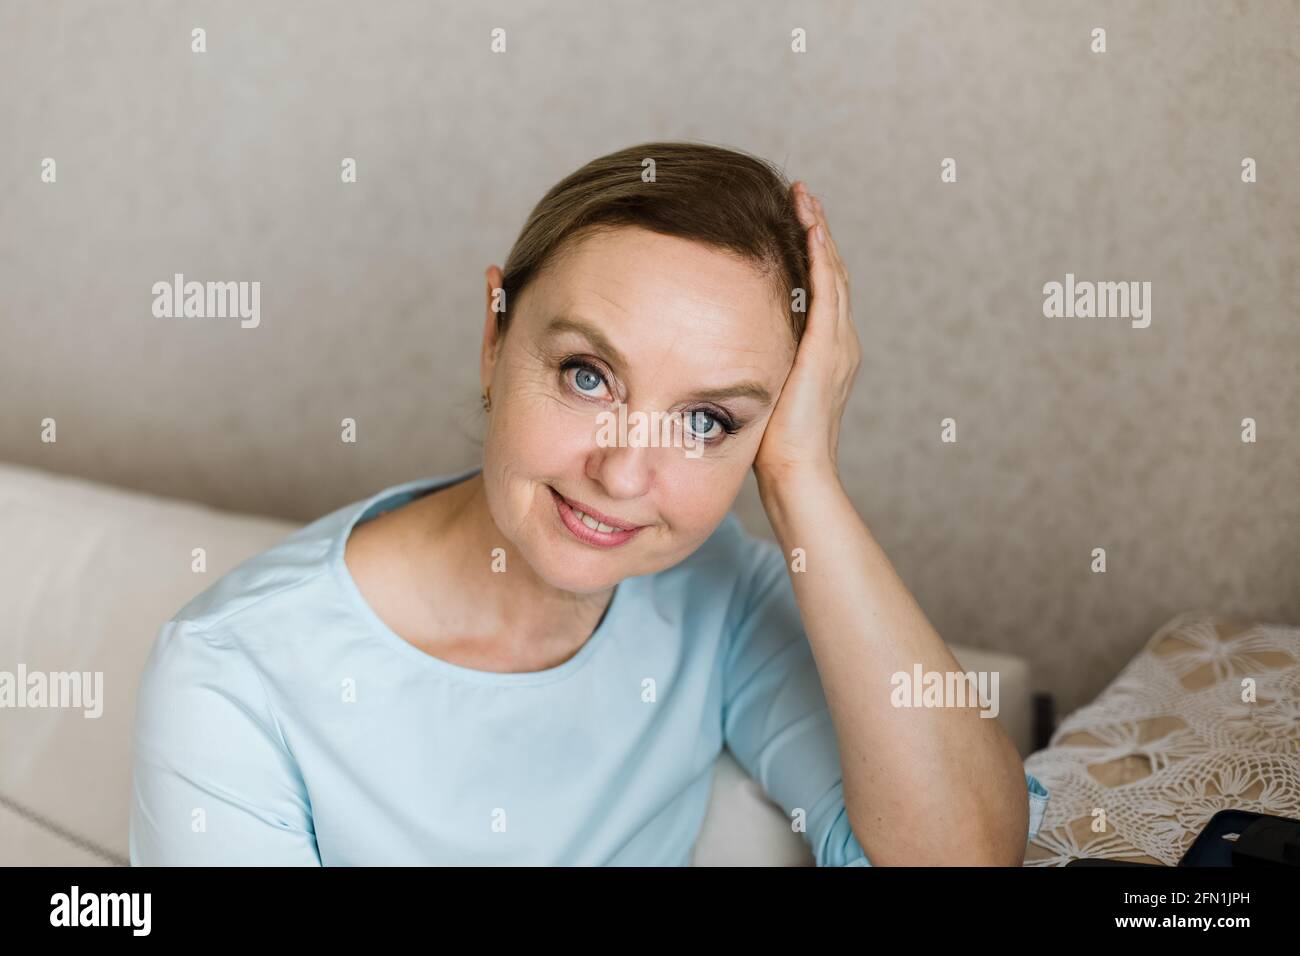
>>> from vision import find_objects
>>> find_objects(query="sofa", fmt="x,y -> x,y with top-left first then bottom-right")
0,461 -> 1036,866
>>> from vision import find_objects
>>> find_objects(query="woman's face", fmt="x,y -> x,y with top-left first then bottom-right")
480,225 -> 797,594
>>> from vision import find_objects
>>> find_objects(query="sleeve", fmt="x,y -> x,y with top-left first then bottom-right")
129,618 -> 322,865
720,539 -> 1050,866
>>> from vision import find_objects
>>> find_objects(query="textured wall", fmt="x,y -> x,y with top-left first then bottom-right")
1,0 -> 1297,716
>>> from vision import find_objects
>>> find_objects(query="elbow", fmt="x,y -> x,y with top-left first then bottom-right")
961,762 -> 1031,865
846,773 -> 1030,866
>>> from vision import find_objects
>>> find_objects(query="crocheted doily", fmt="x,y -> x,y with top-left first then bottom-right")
1024,609 -> 1300,866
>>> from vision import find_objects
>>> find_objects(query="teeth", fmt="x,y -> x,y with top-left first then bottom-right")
571,507 -> 623,533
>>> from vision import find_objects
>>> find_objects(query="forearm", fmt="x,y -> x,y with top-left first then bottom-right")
756,464 -> 1029,866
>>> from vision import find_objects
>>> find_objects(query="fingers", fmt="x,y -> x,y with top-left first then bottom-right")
793,181 -> 852,332
793,183 -> 832,272
793,183 -> 848,292
791,182 -> 861,376
792,180 -> 818,233
807,191 -> 848,291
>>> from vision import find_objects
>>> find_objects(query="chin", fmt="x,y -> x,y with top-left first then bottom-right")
518,483 -> 655,593
535,559 -> 625,595
535,527 -> 640,593
504,529 -> 624,594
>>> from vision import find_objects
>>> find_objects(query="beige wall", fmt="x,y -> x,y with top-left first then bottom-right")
1,0 -> 1297,717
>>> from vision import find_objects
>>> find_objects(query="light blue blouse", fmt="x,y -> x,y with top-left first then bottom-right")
129,468 -> 1049,866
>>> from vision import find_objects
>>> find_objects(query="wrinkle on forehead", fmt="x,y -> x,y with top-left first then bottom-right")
570,239 -> 790,342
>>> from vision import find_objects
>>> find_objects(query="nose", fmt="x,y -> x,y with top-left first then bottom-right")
587,441 -> 653,502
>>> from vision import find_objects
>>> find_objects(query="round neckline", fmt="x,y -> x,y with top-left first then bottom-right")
329,468 -> 629,687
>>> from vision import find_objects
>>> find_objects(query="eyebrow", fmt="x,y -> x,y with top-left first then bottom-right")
541,316 -> 774,406
688,382 -> 774,405
543,317 -> 629,370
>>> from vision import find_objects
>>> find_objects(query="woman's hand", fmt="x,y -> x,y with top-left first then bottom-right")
753,181 -> 861,487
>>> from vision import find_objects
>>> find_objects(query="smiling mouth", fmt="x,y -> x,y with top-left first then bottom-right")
548,486 -> 646,548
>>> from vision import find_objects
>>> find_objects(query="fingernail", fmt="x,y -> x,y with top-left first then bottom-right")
814,224 -> 825,245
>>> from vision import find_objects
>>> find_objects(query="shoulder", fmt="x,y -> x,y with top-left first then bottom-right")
162,491 -> 370,651
157,473 -> 457,652
135,494 -> 371,727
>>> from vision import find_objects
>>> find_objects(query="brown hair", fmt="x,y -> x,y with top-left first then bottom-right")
497,141 -> 810,344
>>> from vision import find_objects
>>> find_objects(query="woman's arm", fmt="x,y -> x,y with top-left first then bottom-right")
130,618 -> 322,866
753,183 -> 1029,865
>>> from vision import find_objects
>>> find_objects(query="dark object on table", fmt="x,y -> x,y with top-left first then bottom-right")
1177,810 -> 1300,867
1227,813 -> 1300,869
1031,693 -> 1055,752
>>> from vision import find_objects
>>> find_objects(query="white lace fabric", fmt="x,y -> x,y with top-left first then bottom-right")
1024,610 -> 1300,866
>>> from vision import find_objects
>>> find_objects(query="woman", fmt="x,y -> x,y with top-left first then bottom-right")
129,141 -> 1048,866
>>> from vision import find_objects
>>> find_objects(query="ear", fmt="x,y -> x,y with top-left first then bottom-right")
481,265 -> 505,392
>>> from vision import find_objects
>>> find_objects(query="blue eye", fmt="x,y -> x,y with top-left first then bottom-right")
685,409 -> 741,443
685,410 -> 722,439
562,360 -> 611,399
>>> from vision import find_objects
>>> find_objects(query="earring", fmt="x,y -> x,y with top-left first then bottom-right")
481,385 -> 492,412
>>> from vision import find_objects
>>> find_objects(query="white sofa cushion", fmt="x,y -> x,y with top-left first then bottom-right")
0,463 -> 295,866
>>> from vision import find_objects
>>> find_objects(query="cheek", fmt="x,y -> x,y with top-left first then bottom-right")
654,457 -> 749,541
482,385 -> 600,536
491,392 -> 597,479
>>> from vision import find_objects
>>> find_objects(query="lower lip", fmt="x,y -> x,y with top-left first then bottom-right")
550,487 -> 645,549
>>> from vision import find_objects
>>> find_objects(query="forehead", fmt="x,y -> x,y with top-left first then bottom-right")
523,227 -> 794,371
